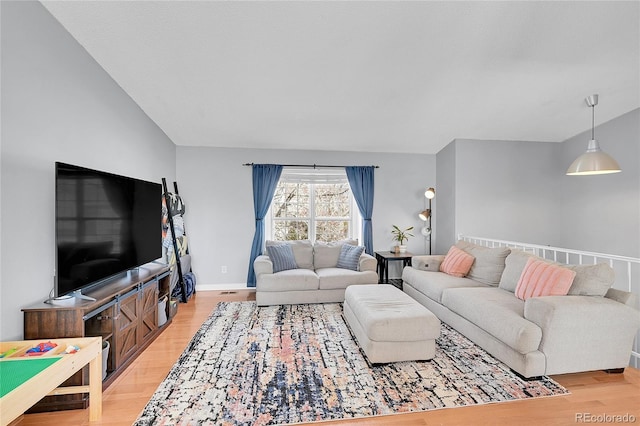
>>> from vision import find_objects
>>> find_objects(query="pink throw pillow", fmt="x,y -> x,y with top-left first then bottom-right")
515,257 -> 576,300
440,246 -> 475,277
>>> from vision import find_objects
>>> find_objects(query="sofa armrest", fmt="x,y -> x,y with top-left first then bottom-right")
411,255 -> 445,272
359,253 -> 377,272
524,295 -> 640,373
254,255 -> 273,277
605,288 -> 638,308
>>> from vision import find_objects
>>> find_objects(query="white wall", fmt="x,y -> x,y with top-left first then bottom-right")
434,140 -> 456,254
0,1 -> 176,340
559,109 -> 639,258
436,109 -> 639,259
454,139 -> 562,247
176,147 -> 435,287
179,111 -> 637,290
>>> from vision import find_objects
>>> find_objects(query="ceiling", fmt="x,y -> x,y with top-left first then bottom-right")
41,1 -> 639,154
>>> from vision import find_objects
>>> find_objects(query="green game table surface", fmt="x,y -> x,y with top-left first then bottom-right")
0,357 -> 62,398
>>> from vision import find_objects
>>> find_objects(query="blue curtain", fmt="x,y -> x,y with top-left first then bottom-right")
246,164 -> 283,287
345,166 -> 375,255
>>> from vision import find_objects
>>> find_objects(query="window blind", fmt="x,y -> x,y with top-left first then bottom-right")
279,167 -> 347,184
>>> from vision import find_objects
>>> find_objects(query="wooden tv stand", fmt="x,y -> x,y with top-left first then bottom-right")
22,262 -> 174,413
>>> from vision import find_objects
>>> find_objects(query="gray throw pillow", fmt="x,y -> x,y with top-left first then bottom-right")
266,244 -> 298,273
565,263 -> 615,297
456,241 -> 511,286
266,239 -> 313,269
499,249 -> 536,292
314,239 -> 358,269
336,244 -> 365,271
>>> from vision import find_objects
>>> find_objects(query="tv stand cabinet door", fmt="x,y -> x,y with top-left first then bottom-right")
114,289 -> 139,368
139,280 -> 159,342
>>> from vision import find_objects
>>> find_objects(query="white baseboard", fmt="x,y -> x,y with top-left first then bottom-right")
195,283 -> 255,292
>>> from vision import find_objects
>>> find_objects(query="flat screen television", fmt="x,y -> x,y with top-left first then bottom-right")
55,162 -> 162,299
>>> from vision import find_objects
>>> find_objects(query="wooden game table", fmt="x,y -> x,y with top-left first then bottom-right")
0,336 -> 102,425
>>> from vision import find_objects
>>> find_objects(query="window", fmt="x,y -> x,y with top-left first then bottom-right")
267,169 -> 360,242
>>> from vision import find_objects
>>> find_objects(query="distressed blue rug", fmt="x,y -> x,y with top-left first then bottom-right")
135,302 -> 568,425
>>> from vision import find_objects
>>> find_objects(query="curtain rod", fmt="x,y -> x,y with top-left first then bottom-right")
242,163 -> 379,169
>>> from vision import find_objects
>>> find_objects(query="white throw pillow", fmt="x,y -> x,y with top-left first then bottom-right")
499,250 -> 536,292
266,240 -> 314,270
313,239 -> 358,269
456,241 -> 511,286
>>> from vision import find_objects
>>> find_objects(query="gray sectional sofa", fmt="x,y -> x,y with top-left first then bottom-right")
254,239 -> 378,306
402,241 -> 640,378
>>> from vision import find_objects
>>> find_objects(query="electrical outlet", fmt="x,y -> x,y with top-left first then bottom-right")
221,266 -> 227,274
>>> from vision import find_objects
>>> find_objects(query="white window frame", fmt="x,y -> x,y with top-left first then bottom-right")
265,168 -> 362,243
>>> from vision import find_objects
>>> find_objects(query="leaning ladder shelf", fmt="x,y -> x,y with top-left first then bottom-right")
162,178 -> 189,303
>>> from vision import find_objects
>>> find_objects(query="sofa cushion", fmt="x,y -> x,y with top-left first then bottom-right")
336,244 -> 365,271
456,241 -> 511,286
515,257 -> 576,300
411,255 -> 445,272
256,268 -> 319,292
314,239 -> 358,269
265,244 -> 298,273
440,246 -> 475,277
441,287 -> 542,354
605,288 -> 637,307
402,267 -> 487,303
317,268 -> 378,290
565,263 -> 615,297
499,249 -> 535,292
266,239 -> 314,270
499,250 -> 615,297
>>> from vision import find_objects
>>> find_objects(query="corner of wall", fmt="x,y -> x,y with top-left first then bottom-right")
434,140 -> 457,254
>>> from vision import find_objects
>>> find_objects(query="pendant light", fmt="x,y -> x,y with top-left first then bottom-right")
566,94 -> 621,176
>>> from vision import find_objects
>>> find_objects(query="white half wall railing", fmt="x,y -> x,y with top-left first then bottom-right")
459,234 -> 640,369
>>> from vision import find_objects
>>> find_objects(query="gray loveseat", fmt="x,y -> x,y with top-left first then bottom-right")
254,239 -> 378,306
402,240 -> 640,378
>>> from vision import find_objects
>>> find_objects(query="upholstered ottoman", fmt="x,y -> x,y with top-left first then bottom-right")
343,284 -> 441,363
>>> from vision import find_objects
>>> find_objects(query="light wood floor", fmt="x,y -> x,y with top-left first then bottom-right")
15,290 -> 640,426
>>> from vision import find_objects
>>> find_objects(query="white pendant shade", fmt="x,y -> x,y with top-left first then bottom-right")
566,94 -> 621,176
566,139 -> 621,175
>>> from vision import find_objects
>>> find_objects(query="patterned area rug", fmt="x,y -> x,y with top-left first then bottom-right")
135,302 -> 568,425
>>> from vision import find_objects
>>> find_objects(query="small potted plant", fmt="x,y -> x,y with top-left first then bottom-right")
392,225 -> 414,253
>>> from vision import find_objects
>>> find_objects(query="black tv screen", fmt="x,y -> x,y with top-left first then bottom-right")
55,162 -> 162,298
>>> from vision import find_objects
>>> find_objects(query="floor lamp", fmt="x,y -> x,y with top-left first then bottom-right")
418,187 -> 435,255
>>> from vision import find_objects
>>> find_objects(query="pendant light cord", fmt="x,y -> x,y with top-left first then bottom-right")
591,104 -> 595,140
